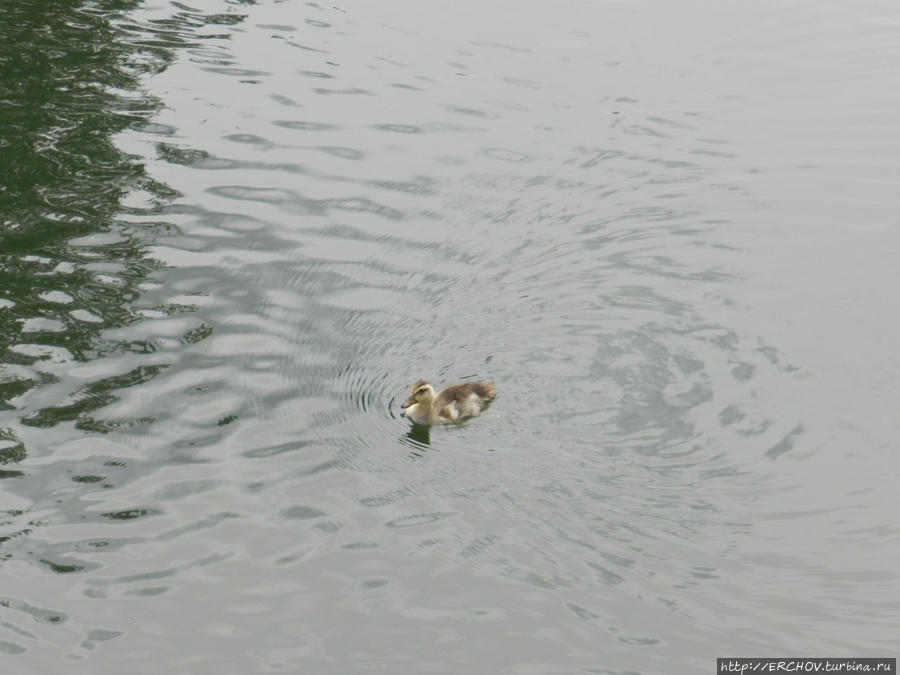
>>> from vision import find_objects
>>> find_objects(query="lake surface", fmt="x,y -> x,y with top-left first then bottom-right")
2,0 -> 899,672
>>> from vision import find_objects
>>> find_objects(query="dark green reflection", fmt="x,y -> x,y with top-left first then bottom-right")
0,2 -> 178,444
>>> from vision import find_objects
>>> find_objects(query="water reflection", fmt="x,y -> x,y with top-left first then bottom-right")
0,1 -> 261,623
403,422 -> 431,451
1,1 -> 172,453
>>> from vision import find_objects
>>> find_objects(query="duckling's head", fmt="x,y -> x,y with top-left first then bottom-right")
401,380 -> 434,409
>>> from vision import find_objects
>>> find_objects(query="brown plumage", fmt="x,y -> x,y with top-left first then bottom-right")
400,380 -> 497,425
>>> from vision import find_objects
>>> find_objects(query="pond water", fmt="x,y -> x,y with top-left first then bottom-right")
1,0 -> 899,672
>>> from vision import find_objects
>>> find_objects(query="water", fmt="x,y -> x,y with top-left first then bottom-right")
2,0 -> 899,671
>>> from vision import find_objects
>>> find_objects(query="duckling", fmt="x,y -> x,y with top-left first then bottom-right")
401,380 -> 497,425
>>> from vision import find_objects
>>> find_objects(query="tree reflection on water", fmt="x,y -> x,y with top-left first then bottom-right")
0,2 -> 232,457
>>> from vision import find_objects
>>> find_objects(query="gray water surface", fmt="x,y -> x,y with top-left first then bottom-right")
1,0 -> 899,672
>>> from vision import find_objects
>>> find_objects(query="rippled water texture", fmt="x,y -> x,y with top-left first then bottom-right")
2,0 -> 899,671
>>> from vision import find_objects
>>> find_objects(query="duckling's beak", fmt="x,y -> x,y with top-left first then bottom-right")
400,396 -> 415,409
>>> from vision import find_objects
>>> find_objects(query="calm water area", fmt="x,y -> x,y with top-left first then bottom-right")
1,0 -> 899,672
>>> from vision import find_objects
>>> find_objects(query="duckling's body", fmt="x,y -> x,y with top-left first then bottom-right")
401,380 -> 497,425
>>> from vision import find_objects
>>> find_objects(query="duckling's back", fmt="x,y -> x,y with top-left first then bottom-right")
437,381 -> 495,403
435,381 -> 496,421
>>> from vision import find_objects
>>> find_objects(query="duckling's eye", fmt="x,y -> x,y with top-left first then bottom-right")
415,388 -> 427,395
